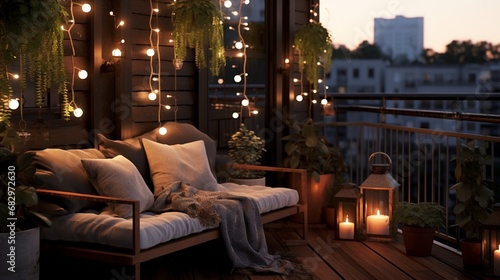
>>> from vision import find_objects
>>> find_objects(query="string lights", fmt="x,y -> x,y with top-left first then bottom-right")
63,1 -> 92,118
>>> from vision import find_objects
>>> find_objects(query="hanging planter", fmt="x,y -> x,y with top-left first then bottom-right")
0,0 -> 68,121
294,22 -> 333,90
170,0 -> 225,76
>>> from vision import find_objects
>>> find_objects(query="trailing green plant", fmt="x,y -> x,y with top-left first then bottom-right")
392,202 -> 445,228
0,122 -> 51,232
0,0 -> 68,120
283,118 -> 346,182
170,0 -> 225,76
451,139 -> 496,241
227,123 -> 266,179
294,21 -> 333,90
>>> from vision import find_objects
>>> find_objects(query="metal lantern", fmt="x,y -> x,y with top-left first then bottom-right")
482,203 -> 500,277
333,183 -> 361,240
359,152 -> 400,240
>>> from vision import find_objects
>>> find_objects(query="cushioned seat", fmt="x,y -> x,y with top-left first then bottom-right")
40,184 -> 299,250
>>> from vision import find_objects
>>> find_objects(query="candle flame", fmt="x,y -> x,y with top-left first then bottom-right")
345,216 -> 349,223
376,210 -> 380,216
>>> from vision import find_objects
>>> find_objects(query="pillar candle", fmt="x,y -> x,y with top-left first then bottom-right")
339,216 -> 355,239
494,245 -> 500,276
366,210 -> 389,235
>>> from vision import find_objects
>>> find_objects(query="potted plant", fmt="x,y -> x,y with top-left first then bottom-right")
170,0 -> 225,76
282,118 -> 346,223
0,0 -> 69,121
294,21 -> 333,91
392,202 -> 445,256
0,123 -> 51,279
227,123 -> 266,186
451,139 -> 496,270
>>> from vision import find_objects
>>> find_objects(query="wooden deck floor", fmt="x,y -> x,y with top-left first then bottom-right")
41,222 -> 481,280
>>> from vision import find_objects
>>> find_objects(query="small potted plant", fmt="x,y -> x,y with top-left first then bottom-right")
0,122 -> 51,279
451,139 -> 496,269
282,118 -> 346,223
392,202 -> 445,256
227,123 -> 266,186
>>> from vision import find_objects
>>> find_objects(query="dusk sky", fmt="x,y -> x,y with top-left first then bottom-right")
320,0 -> 500,52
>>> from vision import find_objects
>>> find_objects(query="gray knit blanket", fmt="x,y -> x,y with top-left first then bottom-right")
149,181 -> 293,274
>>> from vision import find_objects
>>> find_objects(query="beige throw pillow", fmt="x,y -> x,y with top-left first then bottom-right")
81,155 -> 154,218
142,139 -> 218,196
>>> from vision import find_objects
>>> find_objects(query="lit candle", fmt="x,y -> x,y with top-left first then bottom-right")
366,210 -> 389,235
494,245 -> 500,276
339,216 -> 355,240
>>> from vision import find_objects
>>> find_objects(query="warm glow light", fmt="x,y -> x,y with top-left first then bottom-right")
9,73 -> 19,79
112,48 -> 122,57
235,41 -> 243,49
81,3 -> 91,13
217,78 -> 224,84
148,92 -> 157,101
284,58 -> 290,64
73,108 -> 83,117
244,0 -> 250,4
234,75 -> 242,83
118,20 -> 125,27
153,8 -> 159,13
318,79 -> 323,84
296,95 -> 303,102
321,98 -> 328,105
241,99 -> 249,107
223,0 -> 232,8
165,105 -> 171,109
158,126 -> 167,135
252,110 -> 258,115
78,69 -> 88,79
146,48 -> 155,57
293,78 -> 299,83
8,99 -> 19,110
232,112 -> 239,119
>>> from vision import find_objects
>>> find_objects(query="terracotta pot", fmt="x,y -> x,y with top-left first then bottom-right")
0,227 -> 40,280
229,177 -> 266,186
401,225 -> 436,257
307,174 -> 335,224
460,238 -> 482,271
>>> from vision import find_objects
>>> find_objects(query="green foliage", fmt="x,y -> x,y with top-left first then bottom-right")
0,0 -> 68,120
170,0 -> 225,76
450,140 -> 496,240
0,122 -> 51,232
393,202 -> 445,228
283,118 -> 346,182
294,22 -> 333,90
227,123 -> 266,179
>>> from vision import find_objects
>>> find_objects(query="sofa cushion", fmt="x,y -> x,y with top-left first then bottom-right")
96,131 -> 156,190
155,122 -> 217,178
33,148 -> 106,213
81,155 -> 154,218
142,139 -> 218,195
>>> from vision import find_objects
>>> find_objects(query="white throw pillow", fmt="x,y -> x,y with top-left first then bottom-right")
142,139 -> 218,196
81,155 -> 154,218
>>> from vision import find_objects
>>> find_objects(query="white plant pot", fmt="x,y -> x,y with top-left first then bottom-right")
0,227 -> 40,280
229,177 -> 266,186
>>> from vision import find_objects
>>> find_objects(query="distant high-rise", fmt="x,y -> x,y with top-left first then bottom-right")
374,15 -> 424,62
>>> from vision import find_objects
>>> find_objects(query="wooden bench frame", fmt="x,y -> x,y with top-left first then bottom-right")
37,165 -> 307,279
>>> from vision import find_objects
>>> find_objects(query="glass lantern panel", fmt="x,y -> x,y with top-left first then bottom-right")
336,201 -> 356,224
364,189 -> 389,216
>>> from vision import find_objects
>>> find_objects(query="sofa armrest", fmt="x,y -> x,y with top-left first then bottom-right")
36,189 -> 141,255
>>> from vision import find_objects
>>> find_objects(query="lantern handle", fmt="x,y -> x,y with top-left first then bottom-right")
368,152 -> 392,168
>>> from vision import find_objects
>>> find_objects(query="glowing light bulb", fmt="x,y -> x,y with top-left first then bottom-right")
252,110 -> 258,115
235,41 -> 243,49
158,127 -> 167,135
217,78 -> 224,84
8,99 -> 19,110
244,0 -> 250,4
224,0 -> 232,8
232,112 -> 239,119
234,75 -> 242,83
73,108 -> 83,117
81,3 -> 91,13
321,98 -> 328,105
112,48 -> 122,57
296,95 -> 303,102
148,92 -> 157,101
147,48 -> 155,57
118,20 -> 125,27
293,78 -> 299,83
165,105 -> 171,109
78,69 -> 88,79
241,99 -> 249,107
284,58 -> 290,64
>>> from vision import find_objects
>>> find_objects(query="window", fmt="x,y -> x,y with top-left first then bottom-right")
368,68 -> 374,78
353,68 -> 359,79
